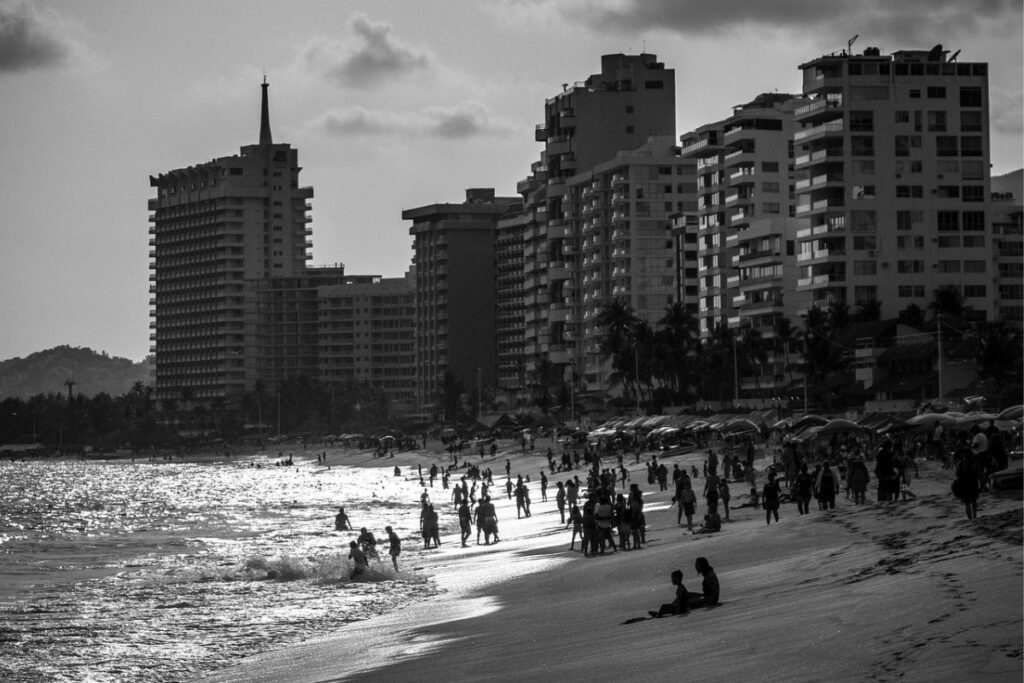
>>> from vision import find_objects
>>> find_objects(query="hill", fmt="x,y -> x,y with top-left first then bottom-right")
0,346 -> 152,399
991,168 -> 1022,199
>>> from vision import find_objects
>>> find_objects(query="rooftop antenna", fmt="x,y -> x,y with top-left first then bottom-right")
847,34 -> 859,54
948,49 -> 961,63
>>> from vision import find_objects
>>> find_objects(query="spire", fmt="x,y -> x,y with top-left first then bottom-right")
259,77 -> 273,145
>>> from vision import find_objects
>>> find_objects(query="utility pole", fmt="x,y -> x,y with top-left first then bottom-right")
936,314 -> 944,401
477,367 -> 482,422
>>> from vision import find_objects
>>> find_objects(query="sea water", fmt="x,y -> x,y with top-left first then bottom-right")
0,457 -> 443,682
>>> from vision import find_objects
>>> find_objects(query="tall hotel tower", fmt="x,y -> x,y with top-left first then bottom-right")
503,54 -> 679,397
148,82 -> 313,405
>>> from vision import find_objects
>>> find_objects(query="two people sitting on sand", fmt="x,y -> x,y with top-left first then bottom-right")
649,557 -> 720,618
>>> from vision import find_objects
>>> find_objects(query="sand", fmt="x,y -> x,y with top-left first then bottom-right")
199,441 -> 1023,683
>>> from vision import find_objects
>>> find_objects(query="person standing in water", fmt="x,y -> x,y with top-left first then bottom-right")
334,506 -> 351,531
385,526 -> 401,571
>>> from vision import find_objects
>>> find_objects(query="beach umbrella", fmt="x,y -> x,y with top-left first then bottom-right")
904,412 -> 959,428
791,414 -> 829,431
997,405 -> 1023,421
720,418 -> 761,435
954,413 -> 999,428
815,418 -> 866,435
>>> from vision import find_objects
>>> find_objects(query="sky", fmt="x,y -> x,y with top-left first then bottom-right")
0,0 -> 1021,363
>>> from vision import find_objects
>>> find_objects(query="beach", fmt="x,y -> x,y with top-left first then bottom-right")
201,442 -> 1023,683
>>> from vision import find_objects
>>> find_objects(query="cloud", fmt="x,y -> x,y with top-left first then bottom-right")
0,0 -> 78,72
503,0 -> 1022,44
311,101 -> 520,139
299,13 -> 434,88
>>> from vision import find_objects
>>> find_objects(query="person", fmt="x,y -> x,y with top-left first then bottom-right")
422,503 -> 440,549
334,506 -> 351,531
555,481 -> 567,524
458,500 -> 473,547
357,527 -> 378,557
348,540 -> 369,580
794,464 -> 814,515
649,569 -> 689,618
385,525 -> 401,571
717,478 -> 731,522
694,508 -> 722,534
687,556 -> 720,608
567,503 -> 583,551
815,461 -> 839,510
762,473 -> 781,525
594,495 -> 615,554
679,486 -> 697,531
475,496 -> 499,545
540,471 -> 549,502
952,447 -> 981,520
848,457 -> 870,504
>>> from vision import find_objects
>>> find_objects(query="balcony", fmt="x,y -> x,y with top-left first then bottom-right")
535,124 -> 548,142
794,147 -> 844,169
795,197 -> 844,216
793,120 -> 844,143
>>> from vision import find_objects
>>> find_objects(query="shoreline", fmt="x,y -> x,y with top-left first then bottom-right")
200,447 -> 1023,682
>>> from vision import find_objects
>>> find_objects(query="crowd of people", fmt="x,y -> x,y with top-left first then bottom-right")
331,415 -> 1017,581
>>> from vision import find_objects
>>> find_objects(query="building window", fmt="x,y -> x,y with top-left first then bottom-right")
962,186 -> 984,202
963,260 -> 986,273
960,136 -> 983,157
960,110 -> 983,132
625,125 -> 635,133
962,211 -> 985,231
898,285 -> 926,297
897,260 -> 925,273
927,111 -> 947,131
853,235 -> 877,249
761,181 -> 780,193
850,111 -> 874,131
852,185 -> 875,199
895,110 -> 910,124
961,160 -> 985,179
963,285 -> 986,297
625,105 -> 634,114
937,235 -> 961,248
853,261 -> 877,275
936,186 -> 960,198
896,185 -> 923,198
909,89 -> 921,98
926,86 -> 946,98
761,161 -> 779,172
854,286 -> 877,305
960,86 -> 982,107
936,136 -> 958,157
937,211 -> 959,231
762,202 -> 780,214
962,235 -> 985,248
937,260 -> 960,273
851,210 -> 876,231
851,136 -> 874,156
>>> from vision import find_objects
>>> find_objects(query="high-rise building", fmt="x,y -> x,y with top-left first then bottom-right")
504,54 -> 678,398
148,82 -> 313,405
793,45 -> 995,322
404,189 -> 521,416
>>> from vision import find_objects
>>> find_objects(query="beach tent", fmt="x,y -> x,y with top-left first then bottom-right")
997,405 -> 1023,421
815,418 -> 866,435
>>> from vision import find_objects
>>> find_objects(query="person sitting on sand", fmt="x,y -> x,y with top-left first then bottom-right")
334,506 -> 351,531
687,556 -> 720,608
348,540 -> 369,580
694,508 -> 722,534
649,569 -> 689,617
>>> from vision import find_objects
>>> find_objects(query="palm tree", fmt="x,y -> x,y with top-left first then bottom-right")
594,299 -> 644,405
738,327 -> 768,398
972,323 -> 1023,408
929,286 -> 970,322
854,299 -> 883,323
900,303 -> 926,329
773,316 -> 803,390
653,302 -> 700,398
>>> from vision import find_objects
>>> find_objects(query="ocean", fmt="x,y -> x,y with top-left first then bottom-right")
0,457 -> 443,682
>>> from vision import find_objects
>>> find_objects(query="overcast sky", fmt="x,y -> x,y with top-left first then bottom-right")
1,0 -> 1021,363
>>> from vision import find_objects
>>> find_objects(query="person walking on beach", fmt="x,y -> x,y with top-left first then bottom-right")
678,485 -> 697,531
815,461 -> 839,510
594,495 -> 615,554
762,473 -> 781,525
385,526 -> 401,571
567,503 -> 583,550
555,481 -> 567,524
952,447 -> 981,519
794,464 -> 814,515
540,471 -> 549,502
458,500 -> 473,547
475,496 -> 499,545
849,457 -> 870,504
717,478 -> 731,522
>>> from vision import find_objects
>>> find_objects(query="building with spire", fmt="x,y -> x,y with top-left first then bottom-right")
148,82 -> 314,405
